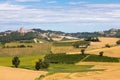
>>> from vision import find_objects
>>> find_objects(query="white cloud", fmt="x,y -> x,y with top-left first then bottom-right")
68,1 -> 88,5
85,4 -> 120,8
16,0 -> 40,2
0,3 -> 25,10
0,2 -> 120,24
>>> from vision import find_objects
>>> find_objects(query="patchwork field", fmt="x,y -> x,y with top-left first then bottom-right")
0,37 -> 120,80
43,62 -> 120,80
0,62 -> 120,80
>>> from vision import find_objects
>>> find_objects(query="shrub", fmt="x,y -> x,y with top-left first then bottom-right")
12,56 -> 20,68
35,75 -> 45,80
18,45 -> 26,48
27,45 -> 33,48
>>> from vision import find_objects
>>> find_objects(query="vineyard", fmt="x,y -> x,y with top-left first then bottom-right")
44,54 -> 119,64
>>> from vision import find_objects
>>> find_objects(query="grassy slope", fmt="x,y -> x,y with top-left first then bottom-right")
0,55 -> 45,69
0,37 -> 119,56
0,42 -> 51,56
48,64 -> 93,73
0,55 -> 94,77
51,46 -> 81,53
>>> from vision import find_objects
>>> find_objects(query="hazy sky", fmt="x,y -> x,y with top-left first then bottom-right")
0,0 -> 120,32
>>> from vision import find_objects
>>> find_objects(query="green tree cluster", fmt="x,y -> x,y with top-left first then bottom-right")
35,59 -> 49,70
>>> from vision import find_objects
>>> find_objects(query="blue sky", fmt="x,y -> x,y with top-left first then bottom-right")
0,0 -> 120,32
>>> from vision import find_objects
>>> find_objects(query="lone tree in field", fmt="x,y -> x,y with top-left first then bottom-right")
81,49 -> 85,55
116,40 -> 120,45
99,51 -> 104,56
12,56 -> 20,68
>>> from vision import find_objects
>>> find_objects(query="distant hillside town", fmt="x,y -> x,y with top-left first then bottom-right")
0,27 -> 120,43
18,27 -> 34,34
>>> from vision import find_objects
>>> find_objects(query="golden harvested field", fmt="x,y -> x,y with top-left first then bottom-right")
86,37 -> 120,57
43,62 -> 120,80
87,46 -> 120,57
67,37 -> 120,58
87,37 -> 120,50
0,66 -> 47,80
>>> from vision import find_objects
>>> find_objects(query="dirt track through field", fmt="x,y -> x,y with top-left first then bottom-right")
0,66 -> 47,80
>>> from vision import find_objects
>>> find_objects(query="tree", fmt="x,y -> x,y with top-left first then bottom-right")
73,42 -> 79,48
95,37 -> 100,42
12,56 -> 20,68
35,59 -> 42,70
81,49 -> 85,55
99,51 -> 104,56
41,60 -> 49,69
105,44 -> 111,48
84,37 -> 100,42
73,41 -> 90,48
35,59 -> 49,70
116,40 -> 120,45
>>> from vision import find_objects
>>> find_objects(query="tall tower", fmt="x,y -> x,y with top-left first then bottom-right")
18,27 -> 26,35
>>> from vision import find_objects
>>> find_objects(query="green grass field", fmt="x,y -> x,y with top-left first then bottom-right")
48,64 -> 94,74
35,64 -> 94,80
0,55 -> 94,74
0,55 -> 45,69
